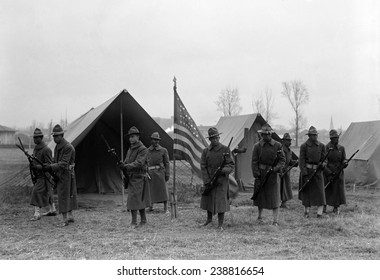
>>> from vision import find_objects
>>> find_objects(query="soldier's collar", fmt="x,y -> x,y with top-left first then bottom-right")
208,142 -> 222,151
306,139 -> 319,146
149,144 -> 161,151
34,141 -> 46,151
56,138 -> 68,150
259,139 -> 275,146
131,140 -> 142,149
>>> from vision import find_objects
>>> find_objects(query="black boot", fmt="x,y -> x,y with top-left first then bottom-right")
164,201 -> 168,213
131,210 -> 138,227
203,211 -> 212,226
218,213 -> 225,230
139,209 -> 147,225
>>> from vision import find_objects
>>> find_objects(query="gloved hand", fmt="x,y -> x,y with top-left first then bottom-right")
302,175 -> 309,183
272,166 -> 281,173
321,162 -> 327,170
221,167 -> 230,175
117,162 -> 124,170
165,175 -> 170,182
42,163 -> 52,172
343,161 -> 348,168
31,164 -> 43,171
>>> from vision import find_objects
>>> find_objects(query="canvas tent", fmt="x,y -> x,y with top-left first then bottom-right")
216,113 -> 297,188
340,120 -> 380,188
1,90 -> 173,193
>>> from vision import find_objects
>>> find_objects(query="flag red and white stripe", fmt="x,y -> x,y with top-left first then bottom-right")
173,89 -> 207,178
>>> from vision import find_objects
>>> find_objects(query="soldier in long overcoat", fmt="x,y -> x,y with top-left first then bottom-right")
323,129 -> 347,214
147,132 -> 170,213
43,124 -> 77,227
280,133 -> 298,209
299,126 -> 327,218
29,128 -> 57,221
251,124 -> 285,226
200,127 -> 234,231
118,126 -> 151,228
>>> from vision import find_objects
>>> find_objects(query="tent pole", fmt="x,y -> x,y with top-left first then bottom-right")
120,91 -> 125,209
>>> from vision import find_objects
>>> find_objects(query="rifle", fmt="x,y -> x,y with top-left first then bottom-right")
325,149 -> 359,189
16,137 -> 57,187
101,135 -> 129,188
251,149 -> 282,201
280,160 -> 298,179
202,137 -> 233,196
299,147 -> 333,193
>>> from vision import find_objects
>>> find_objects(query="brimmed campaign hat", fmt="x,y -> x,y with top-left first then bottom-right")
33,128 -> 44,138
306,126 -> 318,135
127,126 -> 140,136
206,127 -> 222,138
329,129 -> 339,138
282,133 -> 292,140
150,132 -> 161,140
51,124 -> 64,136
258,124 -> 273,135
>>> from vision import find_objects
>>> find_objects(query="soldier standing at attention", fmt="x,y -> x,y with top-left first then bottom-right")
251,124 -> 285,226
43,124 -> 77,227
29,128 -> 57,221
118,126 -> 151,228
147,132 -> 170,213
299,126 -> 326,218
280,133 -> 298,209
323,129 -> 347,215
200,127 -> 234,231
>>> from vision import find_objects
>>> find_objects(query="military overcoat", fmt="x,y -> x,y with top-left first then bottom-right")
123,140 -> 151,210
30,142 -> 54,208
251,139 -> 285,209
280,145 -> 298,202
200,142 -> 234,214
147,144 -> 170,203
51,138 -> 77,214
323,142 -> 347,206
299,139 -> 326,206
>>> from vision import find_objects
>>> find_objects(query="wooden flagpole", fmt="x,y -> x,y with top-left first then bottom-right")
120,89 -> 125,209
171,77 -> 178,219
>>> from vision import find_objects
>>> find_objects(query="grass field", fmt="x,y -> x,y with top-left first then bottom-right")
0,147 -> 379,260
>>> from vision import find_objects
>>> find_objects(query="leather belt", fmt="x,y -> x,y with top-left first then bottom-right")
148,165 -> 161,170
259,163 -> 271,170
306,163 -> 318,170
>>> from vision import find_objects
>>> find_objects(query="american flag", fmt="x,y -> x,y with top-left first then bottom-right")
173,86 -> 207,178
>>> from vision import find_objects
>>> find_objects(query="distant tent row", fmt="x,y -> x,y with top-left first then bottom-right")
1,91 -> 302,193
340,120 -> 380,188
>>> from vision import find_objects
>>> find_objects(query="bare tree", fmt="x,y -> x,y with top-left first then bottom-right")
281,80 -> 309,147
215,87 -> 242,116
252,87 -> 277,124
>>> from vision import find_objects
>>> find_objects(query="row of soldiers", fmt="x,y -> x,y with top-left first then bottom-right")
201,125 -> 347,230
28,123 -> 347,229
28,125 -> 170,227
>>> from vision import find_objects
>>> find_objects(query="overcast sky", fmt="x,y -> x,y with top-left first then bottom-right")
1,0 -> 379,131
